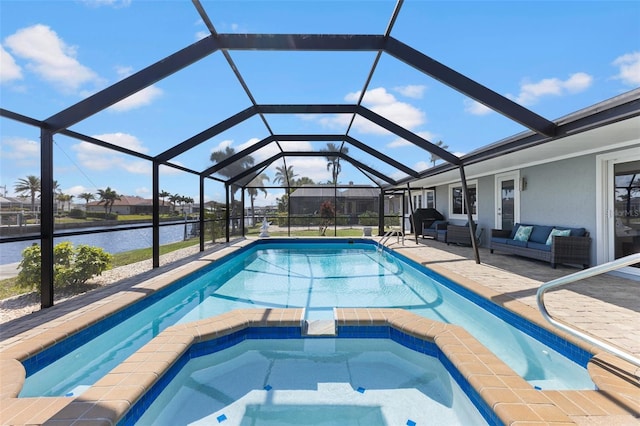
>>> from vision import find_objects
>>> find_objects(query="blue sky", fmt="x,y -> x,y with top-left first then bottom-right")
1,0 -> 639,206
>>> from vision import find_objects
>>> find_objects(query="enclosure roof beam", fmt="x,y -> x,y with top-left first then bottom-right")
201,135 -> 276,176
156,106 -> 257,162
44,36 -> 221,133
384,37 -> 557,137
356,106 -> 460,165
227,151 -> 396,187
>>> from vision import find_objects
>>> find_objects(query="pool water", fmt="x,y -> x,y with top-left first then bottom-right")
20,240 -> 594,398
133,338 -> 486,426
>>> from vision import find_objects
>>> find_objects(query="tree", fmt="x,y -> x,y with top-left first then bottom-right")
210,146 -> 255,231
14,175 -> 40,213
273,165 -> 298,194
78,192 -> 95,204
321,143 -> 348,184
57,193 -> 74,213
430,140 -> 449,167
247,173 -> 270,225
294,176 -> 315,187
159,189 -> 171,210
96,187 -> 121,216
168,193 -> 180,213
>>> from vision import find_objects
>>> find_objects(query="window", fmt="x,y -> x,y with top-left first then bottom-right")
413,194 -> 422,209
424,189 -> 435,208
449,181 -> 477,219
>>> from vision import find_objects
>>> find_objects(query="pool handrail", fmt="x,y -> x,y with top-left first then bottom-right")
536,253 -> 640,368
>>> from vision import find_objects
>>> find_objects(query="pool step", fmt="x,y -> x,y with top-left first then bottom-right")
304,319 -> 337,336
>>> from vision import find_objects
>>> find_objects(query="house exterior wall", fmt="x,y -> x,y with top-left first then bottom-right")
432,155 -> 600,262
520,155 -> 595,231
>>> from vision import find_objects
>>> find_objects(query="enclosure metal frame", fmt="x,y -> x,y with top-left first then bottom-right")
1,0 -> 638,308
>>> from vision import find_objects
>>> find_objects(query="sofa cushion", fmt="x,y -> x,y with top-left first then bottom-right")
491,237 -> 510,245
546,228 -> 571,245
556,227 -> 586,237
529,225 -> 553,244
513,225 -> 533,242
527,241 -> 552,252
509,223 -> 534,239
506,239 -> 528,247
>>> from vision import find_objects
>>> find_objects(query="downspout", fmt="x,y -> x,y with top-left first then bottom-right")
459,165 -> 481,264
152,161 -> 160,268
40,128 -> 54,308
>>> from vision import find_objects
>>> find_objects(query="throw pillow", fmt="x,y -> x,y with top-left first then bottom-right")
546,228 -> 571,245
513,225 -> 533,242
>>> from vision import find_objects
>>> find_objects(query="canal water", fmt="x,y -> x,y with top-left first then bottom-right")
0,223 -> 196,266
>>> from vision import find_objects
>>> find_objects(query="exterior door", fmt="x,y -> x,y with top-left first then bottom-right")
611,160 -> 640,266
495,172 -> 520,231
597,148 -> 640,273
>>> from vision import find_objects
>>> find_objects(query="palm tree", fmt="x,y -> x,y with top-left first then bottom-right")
56,193 -> 74,213
273,165 -> 297,193
294,176 -> 315,188
96,187 -> 121,216
78,192 -> 95,205
210,146 -> 255,231
168,193 -> 181,213
159,190 -> 170,208
247,173 -> 270,225
14,175 -> 40,213
430,140 -> 449,167
321,143 -> 348,185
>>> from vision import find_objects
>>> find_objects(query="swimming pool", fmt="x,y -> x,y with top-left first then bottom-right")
19,239 -> 594,398
132,338 -> 486,425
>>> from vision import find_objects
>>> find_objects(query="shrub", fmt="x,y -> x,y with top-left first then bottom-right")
86,212 -> 118,220
68,209 -> 86,219
17,242 -> 112,292
358,211 -> 379,226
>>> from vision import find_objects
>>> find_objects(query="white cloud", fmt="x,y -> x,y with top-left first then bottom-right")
613,52 -> 640,86
387,131 -> 437,148
320,87 -> 426,135
108,66 -> 163,111
513,72 -> 593,106
0,46 -> 22,83
195,30 -> 209,41
135,187 -> 150,197
210,139 -> 233,154
464,99 -> 493,116
393,85 -> 426,99
287,157 -> 331,183
110,85 -> 163,111
63,185 -> 91,197
71,133 -> 150,174
0,137 -> 39,164
4,24 -> 100,94
413,161 -> 430,171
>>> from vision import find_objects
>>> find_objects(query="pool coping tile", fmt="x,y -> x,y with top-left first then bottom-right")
1,239 -> 639,425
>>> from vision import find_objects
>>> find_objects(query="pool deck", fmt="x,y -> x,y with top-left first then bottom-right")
0,236 -> 638,425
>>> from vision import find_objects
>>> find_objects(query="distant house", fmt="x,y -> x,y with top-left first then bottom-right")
86,196 -> 170,215
0,196 -> 38,211
289,185 -> 380,218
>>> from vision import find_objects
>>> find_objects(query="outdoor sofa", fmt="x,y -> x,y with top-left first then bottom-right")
422,220 -> 448,240
490,223 -> 591,268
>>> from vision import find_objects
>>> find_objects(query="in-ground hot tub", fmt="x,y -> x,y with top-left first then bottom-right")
132,338 -> 486,425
